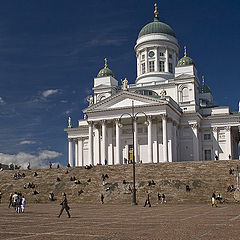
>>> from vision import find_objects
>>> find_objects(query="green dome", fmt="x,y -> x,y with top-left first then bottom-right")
177,56 -> 195,67
138,17 -> 176,38
97,67 -> 115,78
199,84 -> 211,94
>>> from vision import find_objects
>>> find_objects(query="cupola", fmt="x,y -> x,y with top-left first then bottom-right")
97,58 -> 115,78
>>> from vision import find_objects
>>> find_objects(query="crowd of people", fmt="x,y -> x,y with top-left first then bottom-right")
8,192 -> 26,213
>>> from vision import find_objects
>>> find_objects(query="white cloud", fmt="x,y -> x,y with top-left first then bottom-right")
0,97 -> 5,104
42,89 -> 59,98
0,150 -> 62,169
19,140 -> 36,145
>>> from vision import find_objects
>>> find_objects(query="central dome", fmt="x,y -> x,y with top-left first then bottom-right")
138,17 -> 176,38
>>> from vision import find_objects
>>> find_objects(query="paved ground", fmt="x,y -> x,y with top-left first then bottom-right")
1,203 -> 240,240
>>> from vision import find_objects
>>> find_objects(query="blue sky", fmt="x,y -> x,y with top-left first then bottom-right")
0,0 -> 239,168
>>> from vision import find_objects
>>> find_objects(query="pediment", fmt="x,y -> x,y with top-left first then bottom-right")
84,91 -> 167,112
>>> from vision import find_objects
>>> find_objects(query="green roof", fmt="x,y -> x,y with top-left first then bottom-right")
97,67 -> 115,78
199,84 -> 211,94
138,17 -> 176,38
177,56 -> 195,67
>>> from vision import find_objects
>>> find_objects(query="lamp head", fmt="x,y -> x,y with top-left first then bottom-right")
144,120 -> 149,126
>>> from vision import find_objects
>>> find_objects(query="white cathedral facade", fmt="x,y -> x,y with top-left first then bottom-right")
65,4 -> 240,167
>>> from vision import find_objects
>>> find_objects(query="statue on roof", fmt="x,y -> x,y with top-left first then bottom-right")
88,95 -> 93,106
68,117 -> 72,128
122,78 -> 128,91
160,88 -> 166,99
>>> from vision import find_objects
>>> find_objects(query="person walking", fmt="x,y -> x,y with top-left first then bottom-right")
100,194 -> 104,204
21,196 -> 26,213
211,192 -> 217,207
144,192 -> 151,207
58,192 -> 71,218
8,193 -> 13,208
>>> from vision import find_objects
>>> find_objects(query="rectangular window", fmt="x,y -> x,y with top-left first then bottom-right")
204,149 -> 212,160
159,61 -> 165,72
142,54 -> 145,60
169,54 -> 172,59
149,61 -> 155,72
204,133 -> 211,140
141,63 -> 145,74
159,52 -> 164,56
168,63 -> 173,73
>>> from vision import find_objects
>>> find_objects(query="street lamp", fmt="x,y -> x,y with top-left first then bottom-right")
119,100 -> 149,205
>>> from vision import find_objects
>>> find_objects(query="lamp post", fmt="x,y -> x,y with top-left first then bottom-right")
119,100 -> 149,205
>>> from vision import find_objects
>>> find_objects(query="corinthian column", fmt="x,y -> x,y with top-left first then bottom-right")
88,121 -> 93,165
191,123 -> 199,161
74,139 -> 78,167
78,138 -> 83,166
115,119 -> 121,164
68,138 -> 73,167
162,114 -> 168,162
147,116 -> 153,163
102,120 -> 107,165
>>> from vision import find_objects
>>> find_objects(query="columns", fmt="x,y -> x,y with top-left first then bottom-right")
212,127 -> 219,160
225,126 -> 232,159
191,123 -> 199,161
88,121 -> 93,165
147,116 -> 153,163
133,118 -> 138,163
68,139 -> 73,167
74,139 -> 78,167
108,126 -> 114,165
94,126 -> 100,165
165,47 -> 169,73
162,114 -> 168,162
115,119 -> 121,164
78,138 -> 83,166
173,123 -> 177,162
167,120 -> 173,163
102,120 -> 107,165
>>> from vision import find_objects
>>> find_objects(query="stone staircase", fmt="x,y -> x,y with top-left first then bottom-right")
0,160 -> 239,205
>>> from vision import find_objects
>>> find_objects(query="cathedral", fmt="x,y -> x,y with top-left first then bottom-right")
65,4 -> 240,167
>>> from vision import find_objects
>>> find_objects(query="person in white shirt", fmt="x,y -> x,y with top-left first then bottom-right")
21,196 -> 26,213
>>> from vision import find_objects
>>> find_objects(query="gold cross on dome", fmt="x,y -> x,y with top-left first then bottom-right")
184,46 -> 187,57
104,58 -> 108,68
154,3 -> 159,18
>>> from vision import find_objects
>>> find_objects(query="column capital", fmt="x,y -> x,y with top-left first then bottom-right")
87,121 -> 93,125
224,126 -> 231,131
173,121 -> 178,127
101,119 -> 107,125
114,118 -> 120,124
161,114 -> 168,120
147,115 -> 152,121
212,127 -> 218,132
68,138 -> 73,142
74,139 -> 78,143
190,123 -> 199,129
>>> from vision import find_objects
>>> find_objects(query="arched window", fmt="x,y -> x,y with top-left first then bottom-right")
182,87 -> 189,102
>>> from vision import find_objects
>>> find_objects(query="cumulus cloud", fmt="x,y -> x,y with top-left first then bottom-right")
0,150 -> 62,169
19,140 -> 36,145
0,97 -> 5,104
42,89 -> 59,98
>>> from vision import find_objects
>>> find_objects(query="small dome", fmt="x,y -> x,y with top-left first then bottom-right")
199,76 -> 211,93
199,84 -> 211,94
138,17 -> 176,38
97,67 -> 115,78
177,56 -> 194,67
97,58 -> 115,78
